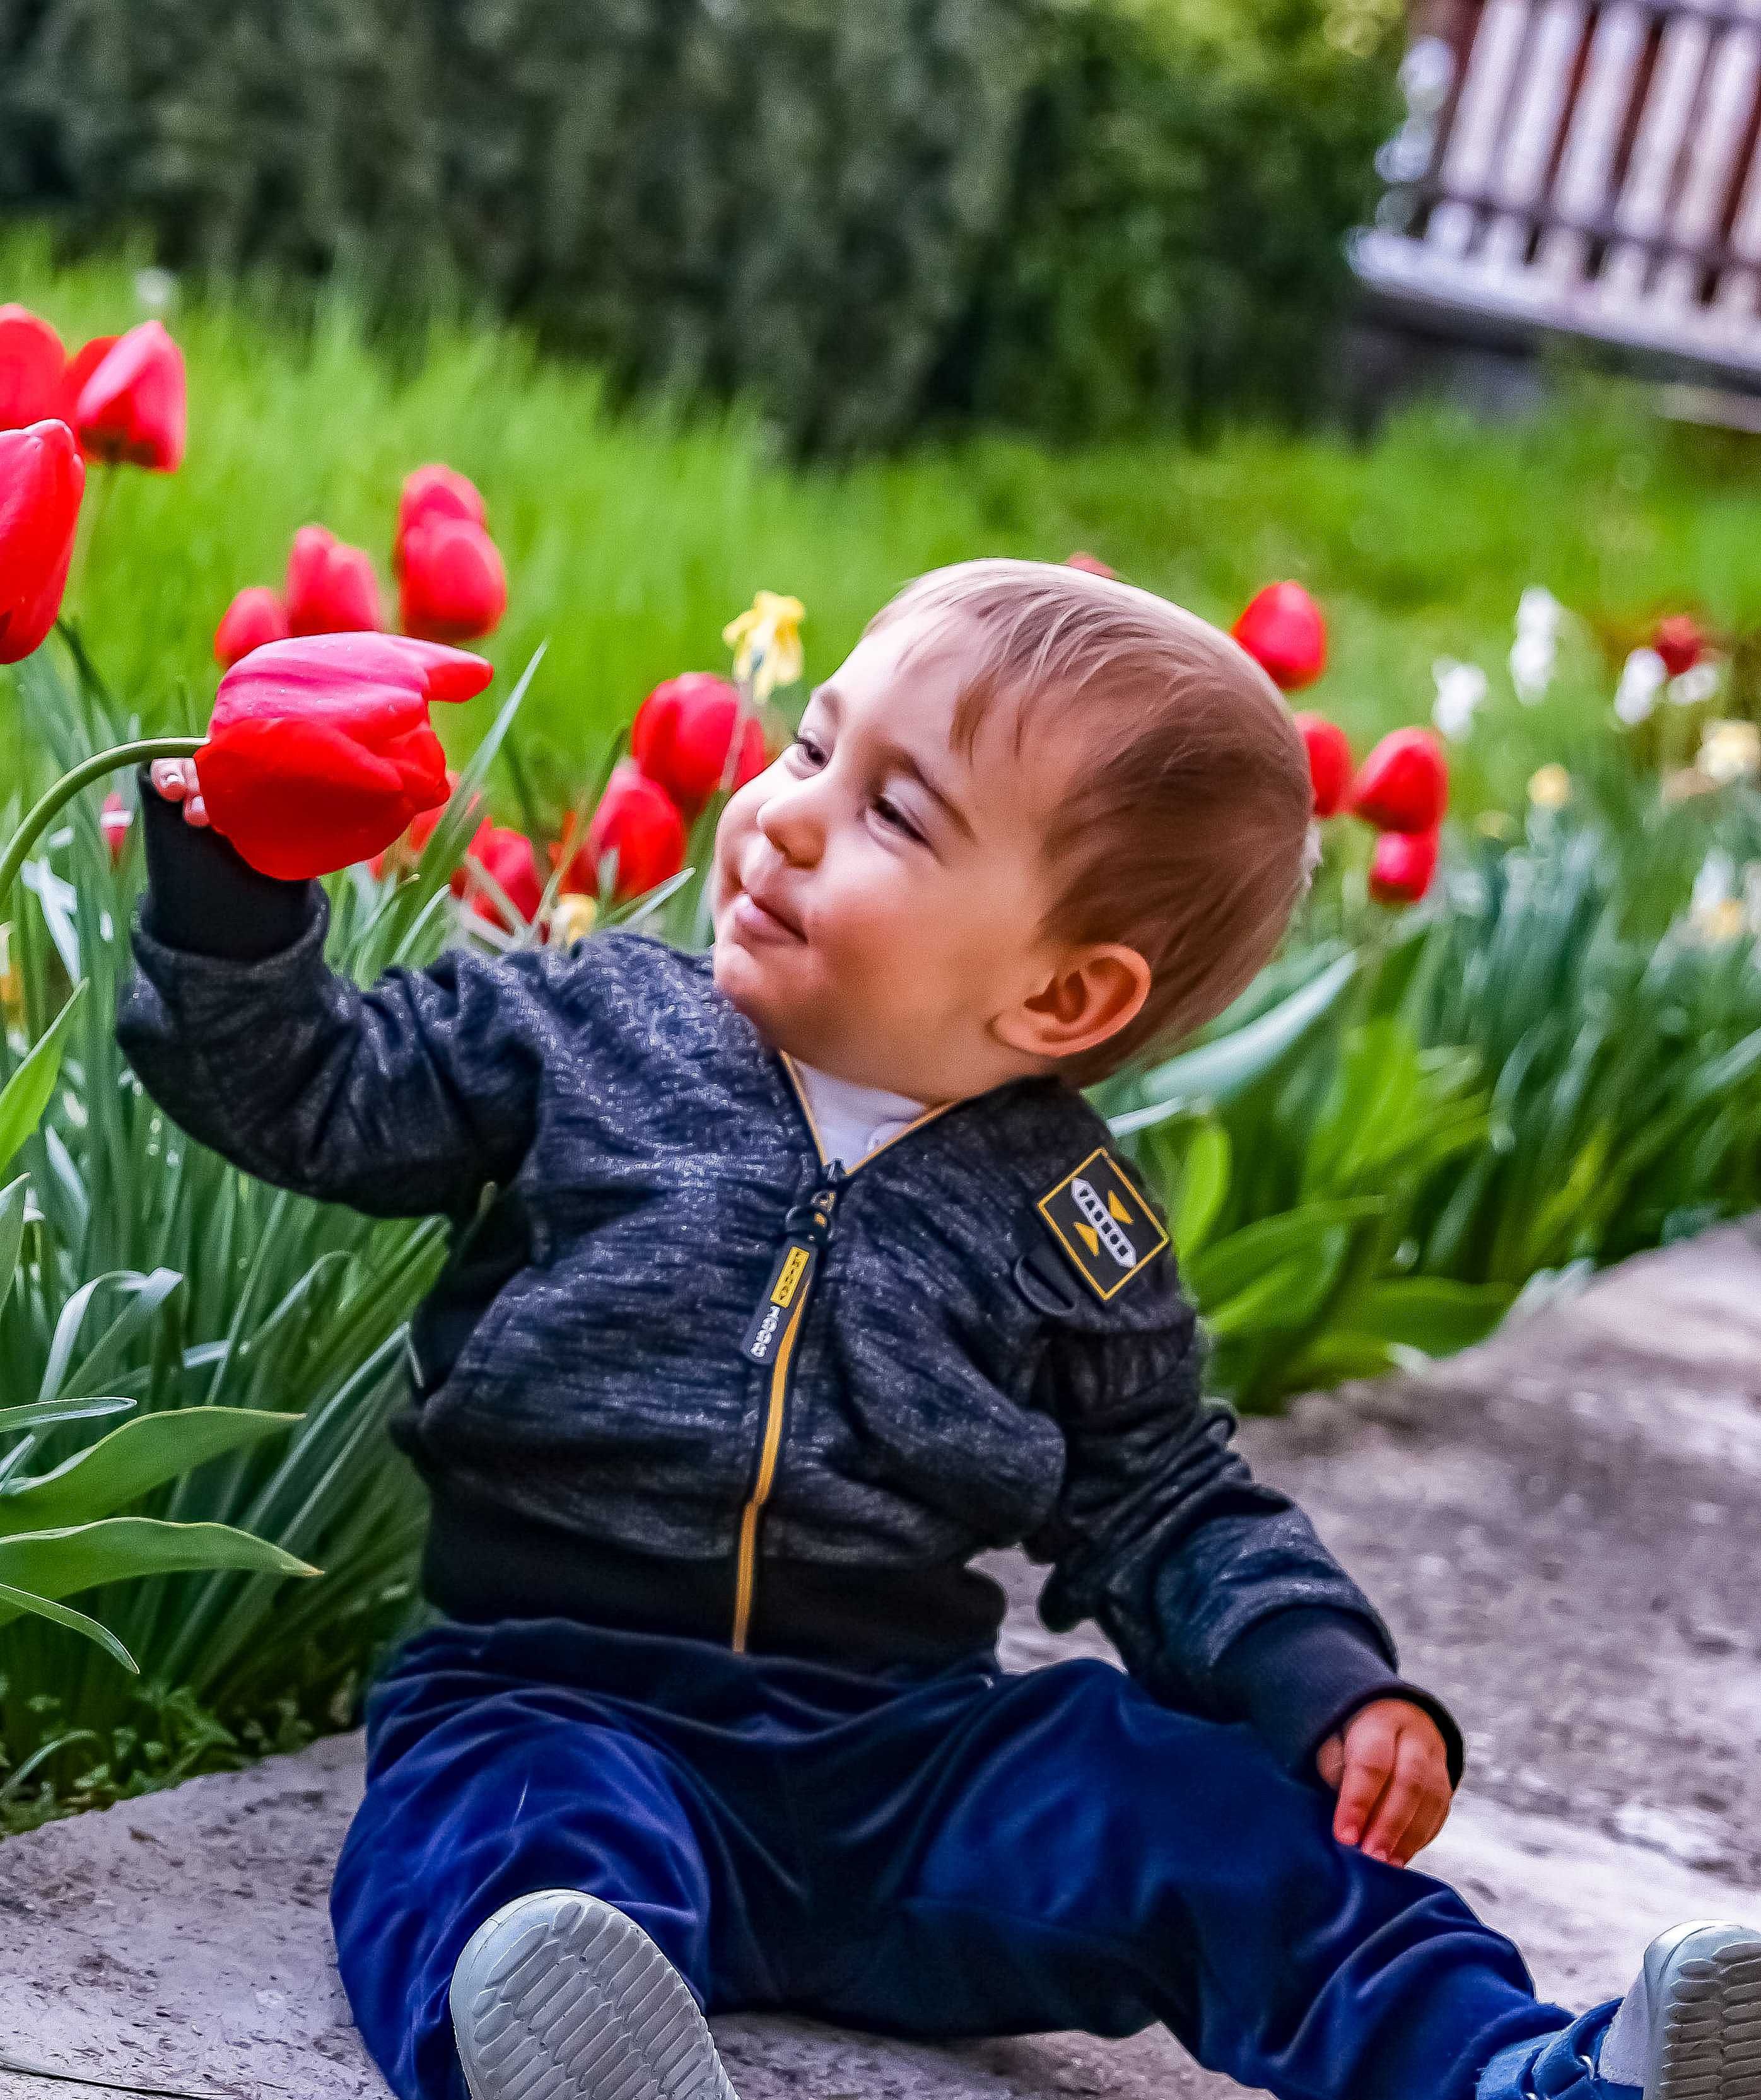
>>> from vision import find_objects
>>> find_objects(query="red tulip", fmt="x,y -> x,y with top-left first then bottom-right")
454,821 -> 543,929
558,761 -> 687,902
1653,614 -> 1705,679
214,585 -> 291,668
73,320 -> 186,472
100,790 -> 131,863
0,306 -> 67,431
1351,727 -> 1449,834
370,768 -> 483,873
399,518 -> 506,643
59,335 -> 119,450
194,633 -> 492,880
395,464 -> 487,567
0,420 -> 86,665
285,525 -> 383,636
631,674 -> 766,815
1064,551 -> 1116,579
1292,711 -> 1352,820
1232,581 -> 1327,692
1368,825 -> 1439,906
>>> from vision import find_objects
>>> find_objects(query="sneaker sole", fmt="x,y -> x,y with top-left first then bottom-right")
1653,1931 -> 1761,2100
448,1889 -> 736,2100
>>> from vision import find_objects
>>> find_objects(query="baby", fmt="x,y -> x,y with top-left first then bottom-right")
124,559 -> 1757,2100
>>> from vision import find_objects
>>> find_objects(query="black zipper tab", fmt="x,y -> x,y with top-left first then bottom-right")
740,1165 -> 843,1366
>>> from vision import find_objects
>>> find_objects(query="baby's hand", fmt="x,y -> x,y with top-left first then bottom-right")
1316,1698 -> 1453,1866
149,757 -> 210,827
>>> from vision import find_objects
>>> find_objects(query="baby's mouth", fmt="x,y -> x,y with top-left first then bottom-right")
732,882 -> 805,943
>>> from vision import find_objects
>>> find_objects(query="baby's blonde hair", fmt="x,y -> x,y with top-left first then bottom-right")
867,558 -> 1314,1086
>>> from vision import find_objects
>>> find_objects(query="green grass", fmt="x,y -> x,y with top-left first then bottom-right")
13,226 -> 1761,821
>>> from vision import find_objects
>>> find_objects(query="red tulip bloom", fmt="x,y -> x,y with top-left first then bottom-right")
395,464 -> 487,566
1292,711 -> 1352,819
454,821 -> 543,929
399,518 -> 507,643
195,633 -> 492,880
1064,551 -> 1116,579
1653,614 -> 1705,679
631,674 -> 766,815
59,335 -> 119,450
1350,727 -> 1449,834
73,320 -> 187,472
100,790 -> 131,863
214,585 -> 291,668
285,525 -> 383,636
369,771 -> 480,878
558,761 -> 687,902
0,306 -> 67,431
1232,581 -> 1328,692
1368,825 -> 1439,906
0,420 -> 86,665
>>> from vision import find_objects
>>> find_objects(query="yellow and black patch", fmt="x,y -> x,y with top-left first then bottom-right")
1037,1146 -> 1169,1301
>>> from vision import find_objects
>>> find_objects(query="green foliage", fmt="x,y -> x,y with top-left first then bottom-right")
0,638 -> 540,1819
937,0 -> 1400,435
0,0 -> 1395,448
1098,774 -> 1761,1409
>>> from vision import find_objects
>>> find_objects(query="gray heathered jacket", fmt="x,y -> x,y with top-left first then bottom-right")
116,781 -> 1461,1783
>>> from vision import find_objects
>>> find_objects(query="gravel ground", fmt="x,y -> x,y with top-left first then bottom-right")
1,1222 -> 1759,2100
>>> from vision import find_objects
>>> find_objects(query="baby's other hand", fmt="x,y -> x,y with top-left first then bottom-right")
1316,1698 -> 1453,1866
149,757 -> 209,827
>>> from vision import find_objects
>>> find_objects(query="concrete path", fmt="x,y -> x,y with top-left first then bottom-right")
2,1222 -> 1760,2100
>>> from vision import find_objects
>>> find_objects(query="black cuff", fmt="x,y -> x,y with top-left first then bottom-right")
135,764 -> 319,961
1211,1606 -> 1466,1790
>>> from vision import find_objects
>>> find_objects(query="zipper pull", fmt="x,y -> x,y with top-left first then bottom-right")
741,1164 -> 844,1366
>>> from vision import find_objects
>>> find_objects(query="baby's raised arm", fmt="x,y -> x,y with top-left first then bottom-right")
117,767 -> 554,1222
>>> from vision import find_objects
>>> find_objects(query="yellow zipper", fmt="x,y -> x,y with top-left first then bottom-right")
728,1054 -> 955,1653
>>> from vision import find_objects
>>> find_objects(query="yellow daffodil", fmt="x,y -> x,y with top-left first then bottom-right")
723,591 -> 805,703
1697,719 -> 1761,785
548,892 -> 599,947
1692,895 -> 1748,943
1527,763 -> 1572,809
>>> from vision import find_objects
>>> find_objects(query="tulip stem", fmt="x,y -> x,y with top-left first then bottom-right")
0,738 -> 205,904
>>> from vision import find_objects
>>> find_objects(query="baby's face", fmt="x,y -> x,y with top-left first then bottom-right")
710,609 -> 1075,1102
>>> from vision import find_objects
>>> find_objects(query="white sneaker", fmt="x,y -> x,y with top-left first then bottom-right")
1596,1920 -> 1761,2097
448,1889 -> 737,2100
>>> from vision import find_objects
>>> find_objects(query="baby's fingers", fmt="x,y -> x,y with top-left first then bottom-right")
148,758 -> 209,825
1331,1726 -> 1396,1849
1359,1735 -> 1439,1865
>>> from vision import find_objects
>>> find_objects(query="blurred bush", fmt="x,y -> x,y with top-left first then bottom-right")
0,0 -> 1398,450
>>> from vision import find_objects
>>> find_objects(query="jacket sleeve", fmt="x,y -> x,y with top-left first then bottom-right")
114,771 -> 553,1220
1022,1249 -> 1464,1787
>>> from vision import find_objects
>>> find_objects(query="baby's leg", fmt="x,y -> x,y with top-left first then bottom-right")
803,1657 -> 1569,2100
329,1637 -> 720,2100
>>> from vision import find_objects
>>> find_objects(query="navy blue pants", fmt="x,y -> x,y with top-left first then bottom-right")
331,1615 -> 1620,2100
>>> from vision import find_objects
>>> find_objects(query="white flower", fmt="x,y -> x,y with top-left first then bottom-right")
1692,848 -> 1736,918
1431,657 -> 1488,740
1698,720 -> 1760,784
1614,648 -> 1667,725
1509,587 -> 1563,704
1668,661 -> 1721,708
134,267 -> 177,314
1300,820 -> 1325,889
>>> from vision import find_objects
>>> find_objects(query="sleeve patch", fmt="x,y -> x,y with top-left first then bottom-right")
1036,1146 -> 1169,1301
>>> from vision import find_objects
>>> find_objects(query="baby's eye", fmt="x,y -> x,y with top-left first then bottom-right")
872,796 -> 924,843
792,732 -> 827,768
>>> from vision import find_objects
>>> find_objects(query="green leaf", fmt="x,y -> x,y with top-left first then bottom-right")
0,980 -> 86,1172
0,1517 -> 320,1626
1111,952 -> 1359,1133
1172,1117 -> 1231,1256
0,1172 -> 28,1319
1351,1277 -> 1516,1355
0,1397 -> 134,1436
1185,1196 -> 1386,1309
0,1579 -> 137,1672
0,1408 -> 305,1532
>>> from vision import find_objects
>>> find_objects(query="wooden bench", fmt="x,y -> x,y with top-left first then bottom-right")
1354,0 -> 1761,383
